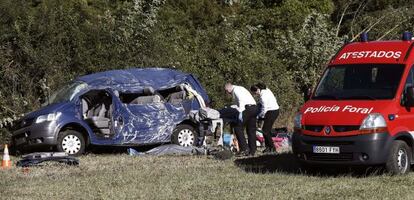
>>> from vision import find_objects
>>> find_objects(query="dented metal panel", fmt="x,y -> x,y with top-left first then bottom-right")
12,68 -> 209,148
78,68 -> 207,145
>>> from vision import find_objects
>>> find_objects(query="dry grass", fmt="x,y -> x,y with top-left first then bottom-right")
1,153 -> 414,200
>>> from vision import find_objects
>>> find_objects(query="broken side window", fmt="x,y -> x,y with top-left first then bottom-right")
80,90 -> 113,137
81,90 -> 112,119
158,85 -> 192,105
119,91 -> 162,105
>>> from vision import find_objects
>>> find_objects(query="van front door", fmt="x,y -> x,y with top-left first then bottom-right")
398,65 -> 414,134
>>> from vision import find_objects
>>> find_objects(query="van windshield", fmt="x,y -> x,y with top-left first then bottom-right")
313,64 -> 405,100
49,81 -> 88,104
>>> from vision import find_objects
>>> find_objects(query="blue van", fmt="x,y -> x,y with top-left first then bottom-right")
12,68 -> 209,155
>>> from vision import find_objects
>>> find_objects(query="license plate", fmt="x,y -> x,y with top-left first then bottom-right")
313,146 -> 340,154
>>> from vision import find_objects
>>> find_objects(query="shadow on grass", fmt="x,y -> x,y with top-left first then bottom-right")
8,144 -> 162,156
234,153 -> 385,177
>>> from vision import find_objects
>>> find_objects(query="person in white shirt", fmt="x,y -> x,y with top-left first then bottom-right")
225,83 -> 258,156
250,83 -> 280,153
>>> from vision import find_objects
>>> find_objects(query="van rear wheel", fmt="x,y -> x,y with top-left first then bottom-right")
57,130 -> 86,156
386,140 -> 411,175
172,124 -> 197,147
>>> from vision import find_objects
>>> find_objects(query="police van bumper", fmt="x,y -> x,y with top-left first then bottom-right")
292,131 -> 393,165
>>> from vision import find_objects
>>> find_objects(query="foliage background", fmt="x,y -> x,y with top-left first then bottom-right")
1,0 -> 413,142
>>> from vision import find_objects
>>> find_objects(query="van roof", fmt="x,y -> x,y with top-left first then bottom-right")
76,67 -> 192,91
330,40 -> 414,65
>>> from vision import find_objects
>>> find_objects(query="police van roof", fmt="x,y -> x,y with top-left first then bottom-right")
330,40 -> 414,65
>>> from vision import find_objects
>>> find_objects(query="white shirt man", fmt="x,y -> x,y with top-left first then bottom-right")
224,83 -> 258,156
258,88 -> 279,118
230,85 -> 256,112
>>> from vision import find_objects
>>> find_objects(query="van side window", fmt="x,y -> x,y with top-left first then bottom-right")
401,66 -> 414,106
404,67 -> 414,90
119,88 -> 163,105
81,90 -> 112,119
158,85 -> 190,104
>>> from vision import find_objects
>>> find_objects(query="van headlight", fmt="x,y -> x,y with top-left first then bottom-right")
294,113 -> 302,129
360,113 -> 387,133
35,112 -> 61,124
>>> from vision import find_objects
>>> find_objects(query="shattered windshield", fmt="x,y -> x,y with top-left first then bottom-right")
313,64 -> 405,100
49,82 -> 88,104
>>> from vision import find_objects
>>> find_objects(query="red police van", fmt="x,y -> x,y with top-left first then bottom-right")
292,32 -> 414,174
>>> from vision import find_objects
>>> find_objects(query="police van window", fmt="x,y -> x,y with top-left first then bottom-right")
313,64 -> 405,100
404,66 -> 414,89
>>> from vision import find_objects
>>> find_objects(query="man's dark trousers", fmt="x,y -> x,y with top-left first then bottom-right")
233,105 -> 258,155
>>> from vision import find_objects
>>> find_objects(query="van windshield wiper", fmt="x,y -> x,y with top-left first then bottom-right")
312,95 -> 339,100
342,95 -> 377,100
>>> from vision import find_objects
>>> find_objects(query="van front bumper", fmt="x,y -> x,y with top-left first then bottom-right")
292,132 -> 392,165
12,121 -> 58,149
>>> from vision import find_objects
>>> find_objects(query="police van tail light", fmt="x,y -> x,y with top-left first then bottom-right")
359,113 -> 388,134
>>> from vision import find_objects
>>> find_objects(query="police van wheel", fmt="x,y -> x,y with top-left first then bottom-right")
386,140 -> 411,175
172,124 -> 197,147
57,130 -> 86,156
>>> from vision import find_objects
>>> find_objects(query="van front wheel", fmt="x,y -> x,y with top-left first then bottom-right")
57,130 -> 86,156
386,140 -> 411,175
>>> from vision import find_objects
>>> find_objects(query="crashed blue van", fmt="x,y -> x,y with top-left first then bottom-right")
12,68 -> 209,155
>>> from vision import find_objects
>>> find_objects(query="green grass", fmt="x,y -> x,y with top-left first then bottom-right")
2,153 -> 414,200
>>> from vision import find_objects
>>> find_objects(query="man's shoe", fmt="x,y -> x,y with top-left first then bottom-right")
235,150 -> 250,157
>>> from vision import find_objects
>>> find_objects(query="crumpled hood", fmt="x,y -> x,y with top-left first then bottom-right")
25,102 -> 71,119
301,100 -> 394,126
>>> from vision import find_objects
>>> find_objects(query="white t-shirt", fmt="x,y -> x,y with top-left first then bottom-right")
258,88 -> 279,118
232,85 -> 256,112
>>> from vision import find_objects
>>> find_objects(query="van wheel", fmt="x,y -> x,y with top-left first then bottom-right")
57,130 -> 86,156
172,124 -> 197,147
386,140 -> 411,175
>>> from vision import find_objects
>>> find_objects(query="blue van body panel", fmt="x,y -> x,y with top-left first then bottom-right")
12,68 -> 208,147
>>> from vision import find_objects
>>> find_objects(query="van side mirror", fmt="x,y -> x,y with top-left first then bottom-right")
405,86 -> 414,107
304,87 -> 313,102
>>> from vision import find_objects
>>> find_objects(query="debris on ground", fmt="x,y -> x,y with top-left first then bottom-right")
16,152 -> 79,167
128,144 -> 208,156
127,144 -> 235,160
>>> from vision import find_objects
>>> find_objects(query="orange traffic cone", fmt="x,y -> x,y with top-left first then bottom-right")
2,144 -> 11,169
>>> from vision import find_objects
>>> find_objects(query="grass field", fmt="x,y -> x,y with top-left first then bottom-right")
2,152 -> 414,200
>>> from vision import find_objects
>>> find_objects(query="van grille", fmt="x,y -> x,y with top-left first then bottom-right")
303,125 -> 360,133
303,140 -> 354,146
303,125 -> 324,132
333,125 -> 360,132
306,153 -> 354,161
13,118 -> 34,130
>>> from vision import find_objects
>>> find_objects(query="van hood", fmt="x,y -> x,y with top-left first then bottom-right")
300,100 -> 394,126
25,102 -> 71,119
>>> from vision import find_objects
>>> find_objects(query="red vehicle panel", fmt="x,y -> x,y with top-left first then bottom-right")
292,33 -> 414,174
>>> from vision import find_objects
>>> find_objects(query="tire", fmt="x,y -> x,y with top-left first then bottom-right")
172,124 -> 198,147
56,130 -> 86,156
386,140 -> 411,175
